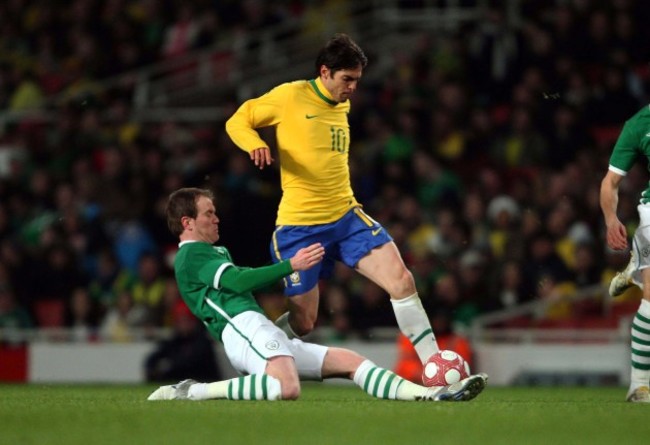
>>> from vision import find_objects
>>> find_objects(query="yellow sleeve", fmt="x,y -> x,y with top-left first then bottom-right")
225,84 -> 290,153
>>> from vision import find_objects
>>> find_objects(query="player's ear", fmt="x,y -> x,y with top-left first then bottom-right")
319,65 -> 330,79
181,216 -> 193,231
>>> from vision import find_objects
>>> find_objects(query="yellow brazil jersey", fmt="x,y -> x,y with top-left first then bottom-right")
225,77 -> 358,225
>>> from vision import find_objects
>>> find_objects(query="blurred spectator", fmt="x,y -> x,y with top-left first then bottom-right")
348,281 -> 396,337
99,291 -> 148,342
144,300 -> 221,383
487,259 -> 533,312
522,230 -> 572,304
30,243 -> 86,327
534,273 -> 577,322
321,284 -> 351,341
64,287 -> 100,342
571,243 -> 601,289
486,195 -> 522,260
411,150 -> 462,212
113,220 -> 157,273
161,4 -> 200,59
456,249 -> 488,322
468,4 -> 524,103
88,248 -> 136,312
587,64 -> 641,126
0,284 -> 33,346
490,106 -> 548,169
9,70 -> 44,110
131,252 -> 167,326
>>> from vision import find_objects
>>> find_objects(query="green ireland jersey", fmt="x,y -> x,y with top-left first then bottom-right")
609,105 -> 650,203
173,241 -> 291,341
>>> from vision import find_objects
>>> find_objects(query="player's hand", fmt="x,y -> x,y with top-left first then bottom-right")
606,220 -> 628,251
290,243 -> 325,271
250,147 -> 274,170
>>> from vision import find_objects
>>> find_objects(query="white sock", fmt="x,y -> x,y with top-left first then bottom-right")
188,374 -> 282,401
353,359 -> 436,401
630,299 -> 650,391
275,312 -> 300,339
391,293 -> 439,363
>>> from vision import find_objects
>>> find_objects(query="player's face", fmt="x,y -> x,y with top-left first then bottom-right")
320,65 -> 362,103
185,195 -> 220,244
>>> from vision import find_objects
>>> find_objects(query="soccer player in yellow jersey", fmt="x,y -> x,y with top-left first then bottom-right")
225,34 -> 439,367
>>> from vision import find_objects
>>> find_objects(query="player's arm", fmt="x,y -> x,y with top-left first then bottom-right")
219,243 -> 325,294
600,169 -> 627,250
225,85 -> 288,169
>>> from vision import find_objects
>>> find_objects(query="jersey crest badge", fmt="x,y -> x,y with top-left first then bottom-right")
289,272 -> 301,286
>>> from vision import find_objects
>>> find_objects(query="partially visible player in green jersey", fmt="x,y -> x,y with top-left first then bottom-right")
147,187 -> 487,402
601,104 -> 650,403
225,33 -> 441,369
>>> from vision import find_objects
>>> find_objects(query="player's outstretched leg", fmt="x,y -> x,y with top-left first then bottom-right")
147,374 -> 282,401
352,359 -> 487,402
609,250 -> 637,297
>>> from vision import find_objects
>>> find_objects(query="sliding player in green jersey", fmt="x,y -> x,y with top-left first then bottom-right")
225,33 -> 440,369
601,105 -> 650,403
147,188 -> 487,401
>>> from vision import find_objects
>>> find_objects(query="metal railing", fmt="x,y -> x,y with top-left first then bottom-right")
469,284 -> 635,344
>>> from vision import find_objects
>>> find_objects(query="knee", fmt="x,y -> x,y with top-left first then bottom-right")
266,356 -> 301,400
280,377 -> 301,400
388,268 -> 416,298
291,314 -> 316,337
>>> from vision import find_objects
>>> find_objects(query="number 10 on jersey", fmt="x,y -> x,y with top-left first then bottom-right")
330,127 -> 348,153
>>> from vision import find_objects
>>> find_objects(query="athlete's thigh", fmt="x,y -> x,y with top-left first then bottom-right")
355,241 -> 413,294
270,225 -> 336,296
634,204 -> 650,272
286,339 -> 329,380
286,285 -> 320,320
222,311 -> 294,375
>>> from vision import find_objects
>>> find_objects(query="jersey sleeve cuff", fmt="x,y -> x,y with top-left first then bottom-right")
213,262 -> 234,289
609,165 -> 628,176
280,260 -> 294,275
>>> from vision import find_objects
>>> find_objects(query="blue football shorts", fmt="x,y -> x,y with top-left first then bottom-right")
269,207 -> 393,296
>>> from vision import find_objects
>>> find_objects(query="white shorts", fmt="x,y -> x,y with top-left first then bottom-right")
221,311 -> 328,380
631,204 -> 650,285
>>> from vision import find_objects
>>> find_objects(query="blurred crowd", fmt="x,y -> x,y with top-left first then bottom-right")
1,0 -> 650,343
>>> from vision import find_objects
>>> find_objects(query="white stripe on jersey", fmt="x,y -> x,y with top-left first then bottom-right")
213,262 -> 234,289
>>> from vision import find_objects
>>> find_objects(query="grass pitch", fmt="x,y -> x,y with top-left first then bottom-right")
1,383 -> 649,445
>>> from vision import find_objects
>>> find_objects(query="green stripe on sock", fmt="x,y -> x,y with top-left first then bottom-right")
364,367 -> 377,393
228,381 -> 233,399
373,369 -> 387,397
383,373 -> 397,399
632,348 -> 650,358
637,312 -> 650,325
262,375 -> 268,399
632,360 -> 650,370
412,328 -> 433,346
238,377 -> 244,399
632,335 -> 650,346
632,322 -> 650,336
250,375 -> 256,400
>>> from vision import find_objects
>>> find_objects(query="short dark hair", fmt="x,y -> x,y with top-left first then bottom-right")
166,188 -> 215,236
315,33 -> 367,75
